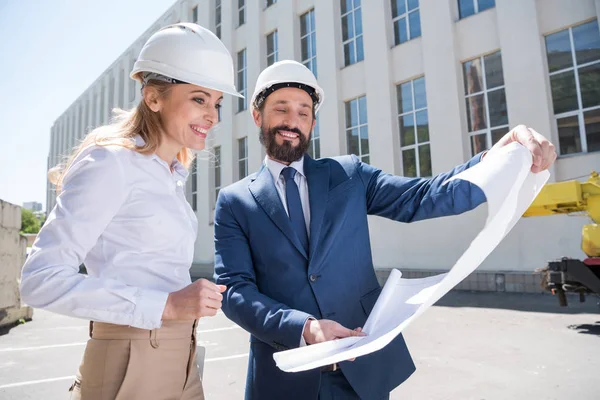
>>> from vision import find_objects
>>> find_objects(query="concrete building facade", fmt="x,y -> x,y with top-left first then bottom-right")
46,0 -> 600,291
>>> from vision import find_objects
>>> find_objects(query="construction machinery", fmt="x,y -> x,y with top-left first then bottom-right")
522,171 -> 600,306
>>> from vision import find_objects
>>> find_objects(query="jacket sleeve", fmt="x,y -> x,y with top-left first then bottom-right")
213,190 -> 312,351
19,146 -> 168,329
357,153 -> 487,222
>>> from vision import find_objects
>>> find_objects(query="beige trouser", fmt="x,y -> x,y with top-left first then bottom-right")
69,320 -> 204,400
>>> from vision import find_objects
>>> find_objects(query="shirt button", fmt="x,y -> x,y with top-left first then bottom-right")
176,180 -> 183,187
309,274 -> 318,283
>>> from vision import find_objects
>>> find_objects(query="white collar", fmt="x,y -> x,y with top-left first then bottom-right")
264,155 -> 305,183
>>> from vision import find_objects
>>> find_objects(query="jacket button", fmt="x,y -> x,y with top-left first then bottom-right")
309,274 -> 317,282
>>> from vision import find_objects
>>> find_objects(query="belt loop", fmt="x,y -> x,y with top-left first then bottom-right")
88,321 -> 93,339
150,328 -> 159,348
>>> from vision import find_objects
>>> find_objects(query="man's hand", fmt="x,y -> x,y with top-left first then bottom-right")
485,125 -> 557,173
162,279 -> 227,320
302,319 -> 366,345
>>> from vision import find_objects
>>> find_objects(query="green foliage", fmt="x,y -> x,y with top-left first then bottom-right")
21,208 -> 41,234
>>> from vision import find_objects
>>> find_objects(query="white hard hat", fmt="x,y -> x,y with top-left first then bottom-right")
131,23 -> 243,98
251,60 -> 324,113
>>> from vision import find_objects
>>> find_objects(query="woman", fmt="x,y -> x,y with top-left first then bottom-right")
19,23 -> 243,399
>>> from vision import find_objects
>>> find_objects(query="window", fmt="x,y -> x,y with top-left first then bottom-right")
129,57 -> 136,103
192,6 -> 198,23
215,0 -> 222,38
300,9 -> 317,77
118,68 -> 124,108
84,99 -> 89,135
341,0 -> 364,67
463,51 -> 508,156
391,0 -> 421,46
92,93 -> 98,128
238,137 -> 248,179
458,0 -> 495,20
100,85 -> 106,124
266,0 -> 277,7
108,75 -> 115,120
345,96 -> 369,163
308,118 -> 321,159
214,146 -> 222,204
191,158 -> 198,211
237,49 -> 247,112
78,103 -> 84,139
545,19 -> 600,155
397,77 -> 431,177
238,0 -> 245,26
267,30 -> 279,66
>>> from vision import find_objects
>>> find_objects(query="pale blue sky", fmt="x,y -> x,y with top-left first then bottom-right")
0,0 -> 177,210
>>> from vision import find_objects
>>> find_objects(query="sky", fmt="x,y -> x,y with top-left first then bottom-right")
0,0 -> 178,211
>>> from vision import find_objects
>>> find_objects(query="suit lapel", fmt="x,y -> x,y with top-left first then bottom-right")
249,165 -> 308,259
304,156 -> 329,264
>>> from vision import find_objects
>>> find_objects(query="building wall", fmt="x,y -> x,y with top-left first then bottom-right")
47,0 -> 600,284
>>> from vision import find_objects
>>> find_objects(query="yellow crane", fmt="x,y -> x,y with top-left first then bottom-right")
522,171 -> 600,306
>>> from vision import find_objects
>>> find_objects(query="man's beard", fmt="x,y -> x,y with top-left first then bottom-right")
259,123 -> 311,163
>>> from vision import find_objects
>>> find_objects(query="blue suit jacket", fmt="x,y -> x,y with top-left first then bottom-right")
214,153 -> 486,400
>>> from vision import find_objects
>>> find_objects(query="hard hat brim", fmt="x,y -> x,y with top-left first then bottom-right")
131,60 -> 245,98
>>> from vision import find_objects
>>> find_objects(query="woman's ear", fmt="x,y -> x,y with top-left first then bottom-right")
143,86 -> 162,112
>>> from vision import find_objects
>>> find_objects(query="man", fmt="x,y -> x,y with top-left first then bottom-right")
214,60 -> 556,399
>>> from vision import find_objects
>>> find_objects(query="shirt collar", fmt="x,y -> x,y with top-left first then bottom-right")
134,135 -> 189,179
264,155 -> 305,183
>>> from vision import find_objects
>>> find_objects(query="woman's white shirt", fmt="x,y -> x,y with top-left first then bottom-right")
20,136 -> 198,329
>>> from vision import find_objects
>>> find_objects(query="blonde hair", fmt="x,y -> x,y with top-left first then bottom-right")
49,80 -> 195,193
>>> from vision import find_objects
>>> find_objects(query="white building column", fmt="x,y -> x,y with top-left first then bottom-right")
314,0 -> 344,156
276,0 -> 297,61
495,0 -> 557,178
361,0 -> 398,173
420,0 -> 468,171
245,0 -> 265,174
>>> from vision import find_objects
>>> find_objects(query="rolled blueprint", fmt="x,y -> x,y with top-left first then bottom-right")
273,142 -> 550,373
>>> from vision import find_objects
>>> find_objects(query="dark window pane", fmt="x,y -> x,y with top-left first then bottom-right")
578,63 -> 600,109
360,126 -> 369,155
557,115 -> 581,154
238,139 -> 245,159
402,148 -> 417,177
362,155 -> 370,164
267,55 -> 275,66
572,20 -> 600,66
414,77 -> 426,109
310,9 -> 315,28
311,33 -> 317,59
550,70 -> 578,114
238,96 -> 245,111
458,0 -> 475,19
192,194 -> 197,211
342,14 -> 354,41
391,0 -> 406,18
300,14 -> 308,36
238,161 -> 245,178
399,114 -> 415,146
463,58 -> 484,95
267,34 -> 275,54
356,36 -> 364,62
239,9 -> 245,25
491,127 -> 506,145
488,89 -> 508,127
355,9 -> 363,36
478,0 -> 495,12
470,133 -> 488,155
345,100 -> 358,127
419,144 -> 432,177
358,96 -> 368,124
409,10 -> 421,39
397,81 -> 413,114
408,0 -> 419,11
315,137 -> 321,158
394,18 -> 408,46
341,0 -> 353,14
584,108 -> 600,152
216,26 -> 221,38
545,29 -> 573,73
466,94 -> 487,131
347,128 -> 360,155
416,110 -> 429,142
353,0 -> 360,9
344,42 -> 355,66
484,51 -> 504,89
301,37 -> 309,60
192,173 -> 197,192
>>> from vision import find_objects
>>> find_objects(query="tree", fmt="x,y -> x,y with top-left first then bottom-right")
21,208 -> 41,234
